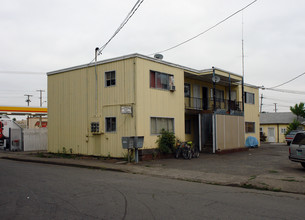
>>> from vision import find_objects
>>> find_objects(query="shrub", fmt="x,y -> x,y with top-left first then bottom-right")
285,119 -> 301,135
156,129 -> 176,154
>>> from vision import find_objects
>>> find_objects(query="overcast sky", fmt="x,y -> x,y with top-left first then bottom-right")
1,0 -> 304,112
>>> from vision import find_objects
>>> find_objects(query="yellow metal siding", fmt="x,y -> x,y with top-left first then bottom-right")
135,57 -> 185,148
48,68 -> 89,155
48,58 -> 136,157
243,85 -> 260,146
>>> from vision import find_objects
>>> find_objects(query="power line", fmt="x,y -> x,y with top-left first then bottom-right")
270,71 -> 305,89
149,0 -> 258,56
89,0 -> 145,64
263,87 -> 305,95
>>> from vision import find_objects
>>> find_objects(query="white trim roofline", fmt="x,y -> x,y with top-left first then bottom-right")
47,53 -> 243,78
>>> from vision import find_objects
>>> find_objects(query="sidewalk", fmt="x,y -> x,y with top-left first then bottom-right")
1,144 -> 305,195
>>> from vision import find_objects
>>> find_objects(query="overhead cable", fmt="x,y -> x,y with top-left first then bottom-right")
269,71 -> 305,89
263,87 -> 305,95
89,0 -> 144,64
149,0 -> 258,56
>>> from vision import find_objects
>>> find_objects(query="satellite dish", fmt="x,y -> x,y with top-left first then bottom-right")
212,76 -> 220,83
154,54 -> 163,60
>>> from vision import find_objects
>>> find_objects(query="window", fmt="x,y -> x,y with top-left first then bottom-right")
151,117 -> 174,134
150,70 -> 173,90
184,83 -> 190,97
245,92 -> 255,104
105,71 -> 116,87
245,122 -> 255,133
211,89 -> 224,101
185,119 -> 191,134
215,89 -> 224,101
281,128 -> 286,134
292,133 -> 305,145
106,117 -> 116,132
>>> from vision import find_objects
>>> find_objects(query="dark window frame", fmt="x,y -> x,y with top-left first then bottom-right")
150,70 -> 173,91
184,83 -> 191,97
105,117 -> 116,132
245,122 -> 255,133
105,71 -> 116,87
245,92 -> 255,104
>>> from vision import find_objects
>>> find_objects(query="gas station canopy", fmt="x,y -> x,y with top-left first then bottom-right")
0,106 -> 47,116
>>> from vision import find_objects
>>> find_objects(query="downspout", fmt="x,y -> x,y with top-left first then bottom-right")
212,67 -> 216,153
212,67 -> 216,111
228,72 -> 231,114
133,58 -> 137,136
94,47 -> 99,116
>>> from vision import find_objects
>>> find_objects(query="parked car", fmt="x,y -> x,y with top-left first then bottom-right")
289,131 -> 305,168
285,130 -> 299,145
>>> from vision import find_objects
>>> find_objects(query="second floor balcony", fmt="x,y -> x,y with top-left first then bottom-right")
185,97 -> 243,115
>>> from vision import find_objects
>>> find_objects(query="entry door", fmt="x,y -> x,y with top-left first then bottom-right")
268,127 -> 275,142
193,85 -> 201,109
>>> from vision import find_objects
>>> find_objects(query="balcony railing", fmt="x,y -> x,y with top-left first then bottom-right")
185,97 -> 242,113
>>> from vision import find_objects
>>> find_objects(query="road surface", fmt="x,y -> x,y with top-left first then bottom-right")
1,159 -> 305,219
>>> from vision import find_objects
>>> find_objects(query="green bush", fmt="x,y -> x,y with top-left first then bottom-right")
156,129 -> 176,154
285,119 -> 301,135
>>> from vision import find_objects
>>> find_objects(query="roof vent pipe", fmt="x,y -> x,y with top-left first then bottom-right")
95,47 -> 99,62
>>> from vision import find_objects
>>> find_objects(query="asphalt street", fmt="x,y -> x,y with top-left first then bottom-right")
1,159 -> 305,220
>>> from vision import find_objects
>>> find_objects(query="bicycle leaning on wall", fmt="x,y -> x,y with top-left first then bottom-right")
175,140 -> 199,159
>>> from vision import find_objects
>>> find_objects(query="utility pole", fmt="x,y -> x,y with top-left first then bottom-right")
24,94 -> 33,107
260,94 -> 263,113
274,103 -> 277,112
36,90 -> 45,128
24,94 -> 33,129
36,90 -> 45,107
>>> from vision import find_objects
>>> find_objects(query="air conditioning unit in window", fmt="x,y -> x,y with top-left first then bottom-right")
169,85 -> 176,92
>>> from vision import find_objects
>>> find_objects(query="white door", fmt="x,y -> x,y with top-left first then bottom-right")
193,85 -> 201,109
268,127 -> 275,142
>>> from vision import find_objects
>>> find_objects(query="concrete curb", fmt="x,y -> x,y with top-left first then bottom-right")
1,153 -> 305,195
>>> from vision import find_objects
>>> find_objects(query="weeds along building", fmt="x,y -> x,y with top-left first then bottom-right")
47,53 -> 259,158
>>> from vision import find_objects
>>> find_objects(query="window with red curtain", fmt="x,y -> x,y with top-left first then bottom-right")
150,71 -> 156,88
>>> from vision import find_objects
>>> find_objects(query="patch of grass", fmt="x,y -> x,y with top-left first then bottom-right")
145,165 -> 151,167
241,183 -> 281,192
249,175 -> 257,180
268,170 -> 279,174
281,178 -> 299,182
49,152 -> 77,159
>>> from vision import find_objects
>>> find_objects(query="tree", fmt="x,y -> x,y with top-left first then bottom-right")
285,119 -> 301,135
290,102 -> 305,120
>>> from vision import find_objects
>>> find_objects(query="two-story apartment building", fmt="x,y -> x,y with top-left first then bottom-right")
47,53 -> 259,158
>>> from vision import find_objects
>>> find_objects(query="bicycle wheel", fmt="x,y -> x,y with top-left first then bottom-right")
182,148 -> 189,159
175,148 -> 181,159
188,148 -> 192,159
193,147 -> 200,158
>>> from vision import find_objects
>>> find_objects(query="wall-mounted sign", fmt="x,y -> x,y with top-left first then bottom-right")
121,106 -> 132,114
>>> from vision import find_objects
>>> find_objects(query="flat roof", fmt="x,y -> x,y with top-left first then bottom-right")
47,53 -> 243,79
